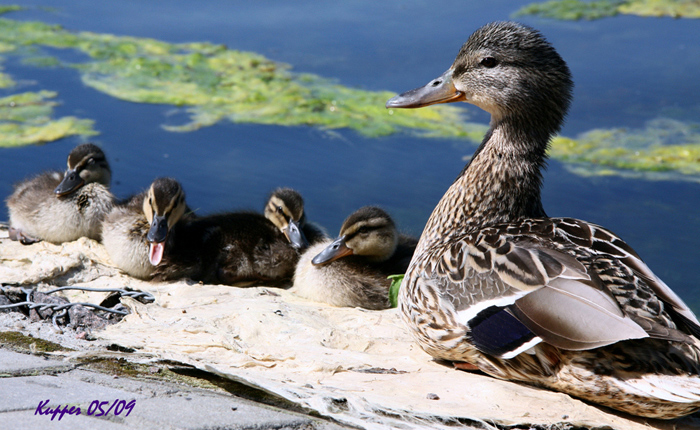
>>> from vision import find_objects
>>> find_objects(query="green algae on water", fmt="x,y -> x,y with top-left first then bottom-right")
619,0 -> 700,18
0,15 -> 478,139
550,118 -> 700,180
0,91 -> 97,147
0,5 -> 20,15
0,7 -> 98,147
514,0 -> 700,20
514,0 -> 623,20
3,7 -> 700,180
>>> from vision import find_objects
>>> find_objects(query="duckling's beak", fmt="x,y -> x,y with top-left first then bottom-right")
146,215 -> 169,266
284,220 -> 309,249
54,169 -> 84,196
312,235 -> 353,266
385,68 -> 465,109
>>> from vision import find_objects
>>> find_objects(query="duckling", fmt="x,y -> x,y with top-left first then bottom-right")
209,209 -> 303,286
263,187 -> 327,249
6,143 -> 114,244
195,189 -> 326,286
101,177 -> 195,280
292,206 -> 417,310
387,21 -> 700,418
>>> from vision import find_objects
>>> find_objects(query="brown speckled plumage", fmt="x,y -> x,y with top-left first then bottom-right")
387,21 -> 700,419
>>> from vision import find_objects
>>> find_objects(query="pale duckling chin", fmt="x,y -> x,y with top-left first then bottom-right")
291,206 -> 416,310
6,143 -> 114,244
101,177 -> 190,280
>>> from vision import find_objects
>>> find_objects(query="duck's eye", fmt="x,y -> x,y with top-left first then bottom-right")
480,57 -> 497,68
357,226 -> 369,235
87,158 -> 95,165
277,205 -> 284,214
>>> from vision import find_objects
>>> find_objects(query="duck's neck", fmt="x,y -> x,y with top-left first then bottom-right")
418,116 -> 549,249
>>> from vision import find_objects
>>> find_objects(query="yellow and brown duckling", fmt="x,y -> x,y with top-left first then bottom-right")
292,206 -> 416,310
6,143 -> 114,244
264,187 -> 327,249
101,177 -> 195,280
387,21 -> 700,419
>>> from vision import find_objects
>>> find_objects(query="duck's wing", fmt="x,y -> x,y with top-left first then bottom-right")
549,218 -> 700,336
423,218 -> 697,359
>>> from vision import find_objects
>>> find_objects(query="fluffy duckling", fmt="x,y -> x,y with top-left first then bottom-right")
263,187 -> 327,249
387,21 -> 700,418
101,177 -> 194,280
205,189 -> 326,286
6,143 -> 114,244
113,187 -> 318,285
292,206 -> 417,310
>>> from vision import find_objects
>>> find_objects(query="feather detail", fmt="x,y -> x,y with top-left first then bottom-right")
393,22 -> 700,419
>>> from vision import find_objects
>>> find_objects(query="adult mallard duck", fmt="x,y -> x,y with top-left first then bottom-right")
386,21 -> 700,419
6,143 -> 114,244
292,206 -> 417,310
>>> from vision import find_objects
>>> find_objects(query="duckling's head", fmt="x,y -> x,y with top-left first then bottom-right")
264,187 -> 309,249
312,206 -> 398,265
386,21 -> 572,135
54,143 -> 112,196
142,177 -> 187,266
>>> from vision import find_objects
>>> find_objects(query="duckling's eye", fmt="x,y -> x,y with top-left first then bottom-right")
357,226 -> 369,235
276,206 -> 284,214
87,158 -> 95,165
480,57 -> 498,68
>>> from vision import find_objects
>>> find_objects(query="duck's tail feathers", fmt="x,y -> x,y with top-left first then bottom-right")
617,373 -> 700,404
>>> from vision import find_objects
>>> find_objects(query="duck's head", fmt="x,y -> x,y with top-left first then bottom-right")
264,187 -> 309,249
142,177 -> 187,266
312,206 -> 398,266
386,21 -> 572,135
54,143 -> 112,197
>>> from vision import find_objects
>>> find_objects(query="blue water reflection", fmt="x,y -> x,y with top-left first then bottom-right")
2,1 -> 699,310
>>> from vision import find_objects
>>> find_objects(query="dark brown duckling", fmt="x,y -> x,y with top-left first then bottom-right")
198,211 -> 300,286
168,189 -> 321,286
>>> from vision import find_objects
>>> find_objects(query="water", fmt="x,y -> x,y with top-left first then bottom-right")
2,1 -> 700,310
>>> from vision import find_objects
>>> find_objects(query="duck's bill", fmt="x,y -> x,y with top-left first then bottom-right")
54,169 -> 84,196
284,220 -> 309,249
146,215 -> 169,266
146,215 -> 169,244
312,235 -> 353,266
385,68 -> 465,109
148,242 -> 165,266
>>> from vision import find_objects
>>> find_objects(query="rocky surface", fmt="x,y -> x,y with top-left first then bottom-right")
1,224 -> 699,430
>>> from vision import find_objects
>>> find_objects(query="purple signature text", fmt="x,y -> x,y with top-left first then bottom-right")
35,399 -> 136,421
